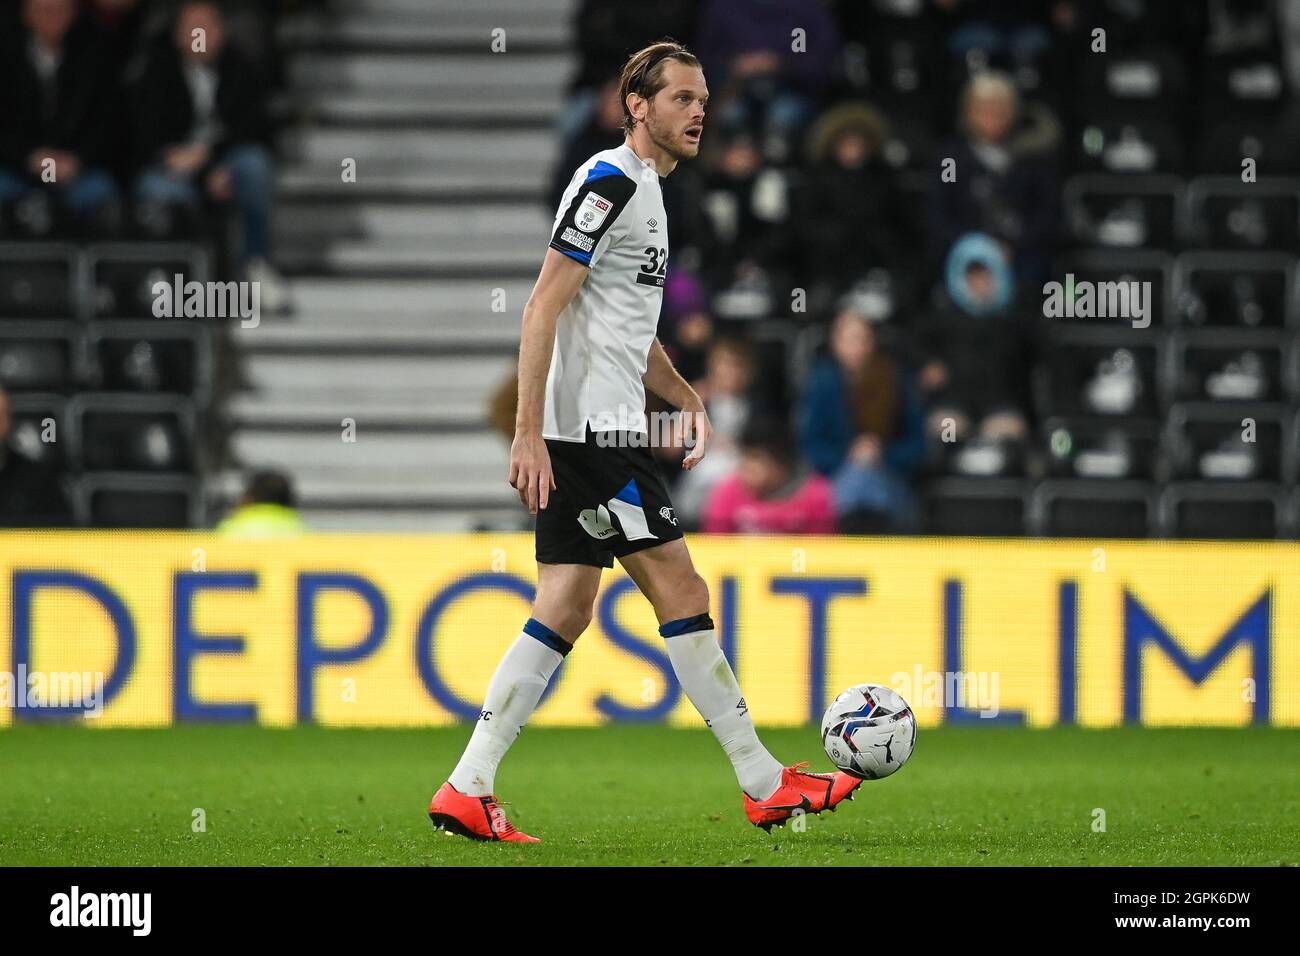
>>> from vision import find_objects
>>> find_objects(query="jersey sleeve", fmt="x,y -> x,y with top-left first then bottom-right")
548,160 -> 638,268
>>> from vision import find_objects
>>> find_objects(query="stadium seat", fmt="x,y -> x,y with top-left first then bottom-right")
75,473 -> 201,528
69,394 -> 197,473
1163,401 -> 1291,483
3,393 -> 69,470
0,243 -> 82,319
1055,250 -> 1172,328
86,243 -> 212,320
1063,174 -> 1183,250
1203,52 -> 1290,119
0,323 -> 80,393
922,478 -> 1029,536
1165,328 -> 1289,405
1195,116 -> 1298,175
1041,416 -> 1162,481
1079,48 -> 1190,120
88,321 -> 213,406
1172,251 -> 1295,328
1158,482 -> 1285,539
1035,325 -> 1163,421
1070,112 -> 1185,175
1185,177 -> 1300,251
1030,480 -> 1157,537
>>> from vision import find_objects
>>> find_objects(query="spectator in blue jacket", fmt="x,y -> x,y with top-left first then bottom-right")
798,307 -> 925,532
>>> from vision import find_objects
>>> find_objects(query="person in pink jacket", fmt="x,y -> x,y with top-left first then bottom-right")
703,419 -> 837,534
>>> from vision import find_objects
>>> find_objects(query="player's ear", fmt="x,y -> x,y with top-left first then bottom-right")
626,91 -> 644,126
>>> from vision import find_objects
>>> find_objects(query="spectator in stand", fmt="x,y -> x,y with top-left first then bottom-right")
0,386 -> 73,527
926,70 -> 1059,289
799,307 -> 925,533
703,418 -> 836,534
130,1 -> 288,310
674,338 -> 766,526
85,0 -> 150,65
548,78 -> 626,209
566,0 -> 699,141
0,0 -> 121,233
660,268 -> 715,384
698,128 -> 789,297
217,470 -> 306,537
913,233 -> 1030,454
796,102 -> 907,312
696,0 -> 841,161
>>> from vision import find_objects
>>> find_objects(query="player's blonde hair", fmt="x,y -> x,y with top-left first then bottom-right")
618,40 -> 701,133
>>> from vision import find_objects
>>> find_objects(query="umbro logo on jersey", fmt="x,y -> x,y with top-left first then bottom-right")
647,218 -> 659,233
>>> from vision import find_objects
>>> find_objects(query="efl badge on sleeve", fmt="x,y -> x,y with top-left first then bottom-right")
576,191 -> 613,232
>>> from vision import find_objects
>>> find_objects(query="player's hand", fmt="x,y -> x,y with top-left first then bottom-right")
680,403 -> 711,471
509,433 -> 556,515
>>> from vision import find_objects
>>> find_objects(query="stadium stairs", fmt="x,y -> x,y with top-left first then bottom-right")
215,0 -> 575,530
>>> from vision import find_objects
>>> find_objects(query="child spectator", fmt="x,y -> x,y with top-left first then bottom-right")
703,418 -> 836,534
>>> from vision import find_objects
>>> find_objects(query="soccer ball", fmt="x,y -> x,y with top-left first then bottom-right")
820,684 -> 917,780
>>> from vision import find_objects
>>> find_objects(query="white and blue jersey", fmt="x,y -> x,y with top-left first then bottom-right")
543,143 -> 668,442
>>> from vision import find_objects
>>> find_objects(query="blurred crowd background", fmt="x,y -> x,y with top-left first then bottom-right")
527,0 -> 1300,539
3,0 -> 1300,538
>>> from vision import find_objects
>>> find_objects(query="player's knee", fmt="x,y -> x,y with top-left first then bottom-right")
568,604 -> 595,638
676,572 -> 709,618
542,602 -> 592,642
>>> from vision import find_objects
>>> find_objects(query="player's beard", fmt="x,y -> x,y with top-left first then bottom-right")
644,104 -> 697,162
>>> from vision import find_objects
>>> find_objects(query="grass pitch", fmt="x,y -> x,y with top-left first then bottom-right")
1,725 -> 1296,866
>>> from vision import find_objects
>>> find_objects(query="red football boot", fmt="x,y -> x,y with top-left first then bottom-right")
428,782 -> 540,843
744,762 -> 863,831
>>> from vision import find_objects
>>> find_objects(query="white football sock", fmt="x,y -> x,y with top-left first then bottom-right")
661,614 -> 784,801
447,620 -> 567,797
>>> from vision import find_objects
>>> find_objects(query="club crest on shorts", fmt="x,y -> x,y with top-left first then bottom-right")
659,505 -> 678,526
576,191 -> 612,233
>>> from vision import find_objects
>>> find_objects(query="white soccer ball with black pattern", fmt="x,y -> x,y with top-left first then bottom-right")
821,684 -> 917,780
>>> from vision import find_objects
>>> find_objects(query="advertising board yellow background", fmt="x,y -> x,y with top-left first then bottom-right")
0,533 -> 1294,728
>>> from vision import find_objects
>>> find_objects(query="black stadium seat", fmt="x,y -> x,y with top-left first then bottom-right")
75,474 -> 200,529
1041,417 -> 1162,481
0,323 -> 79,393
922,479 -> 1029,536
1173,251 -> 1295,328
88,321 -> 213,404
1071,113 -> 1185,176
3,394 -> 69,470
1186,177 -> 1300,252
86,243 -> 212,320
1035,326 -> 1163,421
70,394 -> 197,473
1159,482 -> 1285,539
1055,250 -> 1172,328
0,243 -> 82,319
1031,480 -> 1157,538
1163,402 -> 1291,483
1165,328 -> 1289,405
1063,174 -> 1182,250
